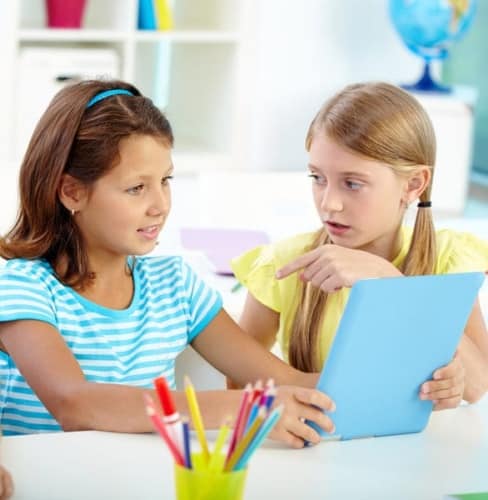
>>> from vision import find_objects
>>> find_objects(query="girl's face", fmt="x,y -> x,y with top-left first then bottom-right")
75,134 -> 173,262
308,133 -> 408,258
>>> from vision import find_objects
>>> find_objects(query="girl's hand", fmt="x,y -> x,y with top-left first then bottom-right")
420,353 -> 465,410
268,386 -> 336,448
0,465 -> 14,500
276,244 -> 402,293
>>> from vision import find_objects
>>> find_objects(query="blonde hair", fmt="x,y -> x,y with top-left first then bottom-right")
289,82 -> 437,372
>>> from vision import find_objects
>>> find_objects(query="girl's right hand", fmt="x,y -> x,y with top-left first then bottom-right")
269,386 -> 336,448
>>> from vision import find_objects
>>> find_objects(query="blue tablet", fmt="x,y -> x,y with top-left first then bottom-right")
312,272 -> 485,440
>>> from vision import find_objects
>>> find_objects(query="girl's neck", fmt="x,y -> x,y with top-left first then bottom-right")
78,264 -> 134,310
59,253 -> 135,310
359,226 -> 404,262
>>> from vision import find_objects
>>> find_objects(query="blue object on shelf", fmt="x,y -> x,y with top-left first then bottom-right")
138,0 -> 157,30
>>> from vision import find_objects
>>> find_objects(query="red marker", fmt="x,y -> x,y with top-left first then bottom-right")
154,376 -> 183,454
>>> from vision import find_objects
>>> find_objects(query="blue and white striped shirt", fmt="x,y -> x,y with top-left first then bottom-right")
0,256 -> 222,435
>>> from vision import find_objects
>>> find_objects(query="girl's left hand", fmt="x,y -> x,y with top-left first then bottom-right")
276,244 -> 402,292
420,353 -> 465,410
0,465 -> 14,500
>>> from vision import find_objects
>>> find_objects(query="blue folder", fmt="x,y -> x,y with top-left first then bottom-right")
312,272 -> 485,440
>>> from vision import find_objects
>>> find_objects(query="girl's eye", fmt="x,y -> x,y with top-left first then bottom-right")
127,184 -> 144,195
162,175 -> 173,186
345,180 -> 362,190
308,173 -> 327,185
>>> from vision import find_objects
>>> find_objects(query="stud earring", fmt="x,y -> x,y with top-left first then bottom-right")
71,208 -> 76,216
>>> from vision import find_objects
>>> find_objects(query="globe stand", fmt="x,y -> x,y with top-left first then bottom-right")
401,60 -> 451,94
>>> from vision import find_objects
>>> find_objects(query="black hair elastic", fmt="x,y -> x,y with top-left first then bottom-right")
417,201 -> 432,208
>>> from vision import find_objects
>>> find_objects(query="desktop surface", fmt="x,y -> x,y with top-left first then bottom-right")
3,397 -> 488,500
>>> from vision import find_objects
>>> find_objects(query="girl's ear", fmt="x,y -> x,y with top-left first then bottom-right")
58,174 -> 87,212
404,166 -> 432,204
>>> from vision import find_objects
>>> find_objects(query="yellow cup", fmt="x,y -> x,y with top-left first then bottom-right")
174,452 -> 248,500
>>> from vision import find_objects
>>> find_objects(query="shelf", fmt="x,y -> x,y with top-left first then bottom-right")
2,0 -> 248,172
19,29 -> 240,44
135,30 -> 240,44
18,29 -> 128,42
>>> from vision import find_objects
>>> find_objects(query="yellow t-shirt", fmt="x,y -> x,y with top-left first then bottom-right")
231,227 -> 488,367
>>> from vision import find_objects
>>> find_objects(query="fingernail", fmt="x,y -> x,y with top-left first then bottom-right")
330,402 -> 336,412
275,271 -> 282,279
433,372 -> 440,380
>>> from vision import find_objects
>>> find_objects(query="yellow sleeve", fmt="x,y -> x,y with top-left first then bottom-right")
231,244 -> 282,313
436,230 -> 488,274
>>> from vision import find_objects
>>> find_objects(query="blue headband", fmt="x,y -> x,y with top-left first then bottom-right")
86,89 -> 134,109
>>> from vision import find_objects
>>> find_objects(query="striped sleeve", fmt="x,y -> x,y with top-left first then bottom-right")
181,261 -> 223,341
0,267 -> 57,327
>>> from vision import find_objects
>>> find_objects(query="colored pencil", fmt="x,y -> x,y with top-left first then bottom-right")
244,400 -> 260,433
144,393 -> 184,466
154,376 -> 183,454
184,376 -> 209,462
264,385 -> 277,410
225,407 -> 266,471
181,416 -> 192,469
226,383 -> 252,462
236,381 -> 261,443
208,417 -> 232,472
233,405 -> 284,471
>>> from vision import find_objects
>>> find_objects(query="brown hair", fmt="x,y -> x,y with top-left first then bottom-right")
289,82 -> 437,372
0,79 -> 174,288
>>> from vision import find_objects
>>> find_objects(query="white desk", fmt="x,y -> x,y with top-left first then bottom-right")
3,397 -> 488,500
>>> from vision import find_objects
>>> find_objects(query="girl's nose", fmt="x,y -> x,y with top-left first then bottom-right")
320,188 -> 343,213
147,187 -> 171,216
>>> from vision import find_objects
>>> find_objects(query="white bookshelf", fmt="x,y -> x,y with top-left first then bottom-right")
1,0 -> 253,173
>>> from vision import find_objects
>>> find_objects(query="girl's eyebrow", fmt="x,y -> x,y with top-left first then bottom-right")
127,165 -> 174,182
308,164 -> 370,178
339,170 -> 371,178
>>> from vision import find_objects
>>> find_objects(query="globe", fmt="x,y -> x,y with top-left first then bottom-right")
389,0 -> 477,92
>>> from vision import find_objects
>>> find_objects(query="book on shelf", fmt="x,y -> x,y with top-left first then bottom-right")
138,0 -> 173,31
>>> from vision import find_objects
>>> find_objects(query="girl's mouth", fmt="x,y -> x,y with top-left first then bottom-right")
325,221 -> 350,235
137,225 -> 160,240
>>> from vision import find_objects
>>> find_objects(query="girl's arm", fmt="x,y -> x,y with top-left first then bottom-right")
0,316 -> 335,446
0,465 -> 13,500
456,299 -> 488,402
192,308 -> 336,446
0,319 -> 243,432
193,305 -> 301,388
420,299 -> 488,408
223,293 -> 280,389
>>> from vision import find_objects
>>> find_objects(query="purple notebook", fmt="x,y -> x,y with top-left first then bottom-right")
180,227 -> 269,275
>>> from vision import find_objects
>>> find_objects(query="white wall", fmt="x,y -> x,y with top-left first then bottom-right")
241,0 -> 423,171
0,2 -> 17,162
0,0 -> 443,231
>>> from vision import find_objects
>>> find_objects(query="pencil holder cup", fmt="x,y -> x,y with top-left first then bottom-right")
174,452 -> 248,500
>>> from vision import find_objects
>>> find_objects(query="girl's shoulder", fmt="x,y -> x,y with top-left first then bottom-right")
232,231 -> 319,270
435,228 -> 488,273
135,254 -> 184,273
0,257 -> 55,283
